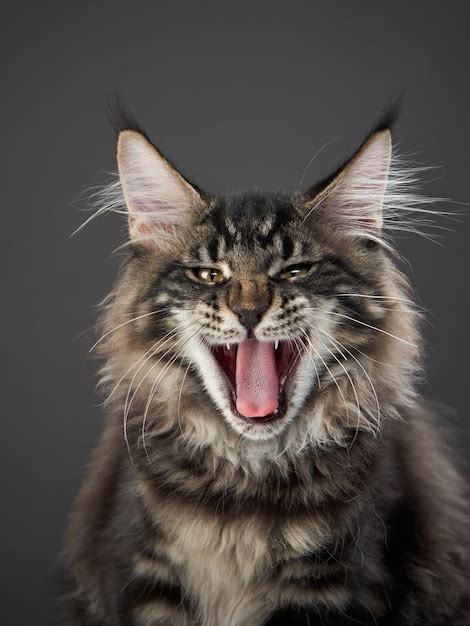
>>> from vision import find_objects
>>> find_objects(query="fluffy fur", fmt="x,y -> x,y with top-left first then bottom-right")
62,109 -> 470,625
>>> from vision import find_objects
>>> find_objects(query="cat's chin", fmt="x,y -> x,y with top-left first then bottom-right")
223,410 -> 293,441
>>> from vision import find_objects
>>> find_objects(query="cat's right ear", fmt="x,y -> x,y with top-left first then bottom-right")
117,131 -> 202,251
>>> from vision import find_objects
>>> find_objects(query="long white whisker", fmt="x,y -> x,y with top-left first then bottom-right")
306,316 -> 381,428
332,293 -> 422,308
301,307 -> 401,369
325,311 -> 417,347
123,334 -> 187,461
103,318 -> 201,405
89,308 -> 168,352
289,331 -> 321,389
124,336 -> 189,462
141,327 -> 202,460
331,335 -> 381,429
299,329 -> 349,418
101,337 -> 172,407
283,330 -> 316,388
124,319 -> 204,428
177,358 -> 194,437
141,350 -> 184,461
120,319 -> 204,462
319,341 -> 361,421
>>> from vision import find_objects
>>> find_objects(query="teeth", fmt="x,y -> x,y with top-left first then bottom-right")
226,344 -> 231,350
274,340 -> 279,350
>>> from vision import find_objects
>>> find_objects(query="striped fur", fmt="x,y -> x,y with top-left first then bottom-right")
62,114 -> 470,625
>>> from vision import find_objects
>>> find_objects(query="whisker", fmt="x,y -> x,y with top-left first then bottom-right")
123,319 -> 204,430
319,341 -> 361,422
76,306 -> 166,342
141,327 -> 202,460
101,337 -> 172,407
304,314 -> 382,428
329,338 -> 381,429
325,311 -> 417,347
89,308 -> 168,352
302,308 -> 401,369
332,293 -> 423,308
141,350 -> 184,461
116,319 -> 205,462
103,318 -> 201,405
317,339 -> 366,448
123,335 -> 186,461
289,330 -> 321,390
177,358 -> 194,437
124,338 -> 189,462
297,134 -> 342,190
299,329 -> 349,419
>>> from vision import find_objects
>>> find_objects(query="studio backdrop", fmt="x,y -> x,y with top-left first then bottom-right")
2,2 -> 469,625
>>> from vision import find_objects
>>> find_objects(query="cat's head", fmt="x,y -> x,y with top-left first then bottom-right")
97,112 -> 420,449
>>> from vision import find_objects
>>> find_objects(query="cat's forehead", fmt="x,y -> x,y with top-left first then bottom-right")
213,192 -> 294,221
187,192 -> 311,267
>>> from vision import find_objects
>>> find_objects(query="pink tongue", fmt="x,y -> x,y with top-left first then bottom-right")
235,339 -> 279,418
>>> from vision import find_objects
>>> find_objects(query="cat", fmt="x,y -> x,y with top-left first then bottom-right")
62,105 -> 470,625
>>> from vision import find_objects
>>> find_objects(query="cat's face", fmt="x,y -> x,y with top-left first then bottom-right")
129,192 -> 388,441
110,126 -> 399,442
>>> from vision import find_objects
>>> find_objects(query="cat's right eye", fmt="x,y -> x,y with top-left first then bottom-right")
191,267 -> 225,285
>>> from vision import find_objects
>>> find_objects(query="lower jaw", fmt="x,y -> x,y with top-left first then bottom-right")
226,405 -> 292,441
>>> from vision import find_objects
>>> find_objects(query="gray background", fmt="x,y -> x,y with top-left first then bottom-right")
2,1 -> 469,624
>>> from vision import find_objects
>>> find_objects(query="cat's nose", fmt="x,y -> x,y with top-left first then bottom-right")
231,304 -> 268,334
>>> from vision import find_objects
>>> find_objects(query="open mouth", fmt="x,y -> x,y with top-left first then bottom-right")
210,339 -> 302,423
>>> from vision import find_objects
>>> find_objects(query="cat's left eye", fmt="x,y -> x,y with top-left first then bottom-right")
192,267 -> 225,285
277,263 -> 313,281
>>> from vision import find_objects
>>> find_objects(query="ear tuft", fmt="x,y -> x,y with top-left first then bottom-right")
366,98 -> 401,136
117,130 -> 201,251
107,96 -> 146,138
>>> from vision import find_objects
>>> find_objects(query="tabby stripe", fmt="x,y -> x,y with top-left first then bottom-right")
125,575 -> 185,609
206,237 -> 219,262
279,583 -> 351,609
321,255 -> 370,285
134,551 -> 179,585
284,570 -> 348,590
132,602 -> 189,626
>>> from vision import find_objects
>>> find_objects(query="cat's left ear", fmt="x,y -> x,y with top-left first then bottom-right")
117,130 -> 202,251
302,129 -> 392,238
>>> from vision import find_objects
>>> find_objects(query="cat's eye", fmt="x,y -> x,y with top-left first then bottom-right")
277,263 -> 313,281
192,267 -> 225,285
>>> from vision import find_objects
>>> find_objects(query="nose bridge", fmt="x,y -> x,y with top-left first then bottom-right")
229,276 -> 270,313
228,277 -> 271,334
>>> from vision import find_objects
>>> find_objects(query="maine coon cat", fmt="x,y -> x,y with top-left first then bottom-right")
63,107 -> 470,625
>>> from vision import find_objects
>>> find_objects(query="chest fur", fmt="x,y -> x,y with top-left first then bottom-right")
158,507 -> 329,626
